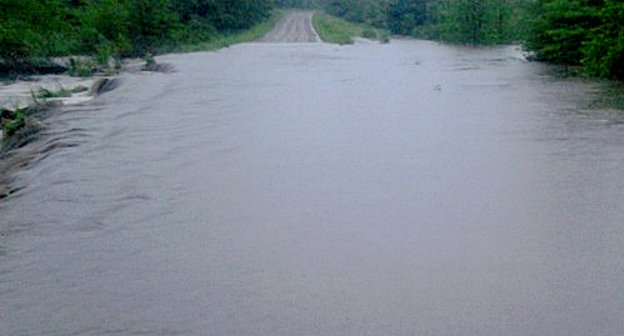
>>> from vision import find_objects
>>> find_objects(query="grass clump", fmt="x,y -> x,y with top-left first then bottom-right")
1,107 -> 28,136
361,27 -> 377,39
313,12 -> 361,45
37,85 -> 88,99
67,58 -> 96,77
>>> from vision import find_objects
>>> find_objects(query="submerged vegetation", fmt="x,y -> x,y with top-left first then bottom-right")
37,85 -> 88,99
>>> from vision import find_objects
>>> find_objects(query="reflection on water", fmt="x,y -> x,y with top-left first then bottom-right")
1,40 -> 624,336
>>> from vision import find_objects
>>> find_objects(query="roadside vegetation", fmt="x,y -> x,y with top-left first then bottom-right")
37,85 -> 88,99
177,10 -> 285,52
525,0 -> 624,80
313,12 -> 388,44
1,1 -> 623,80
1,0 -> 622,80
0,0 -> 275,74
281,0 -> 624,81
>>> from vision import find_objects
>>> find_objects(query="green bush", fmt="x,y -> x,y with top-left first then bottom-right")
78,0 -> 130,57
1,0 -> 273,73
126,0 -> 180,54
524,0 -> 600,65
0,0 -> 76,69
361,27 -> 377,39
1,106 -> 28,136
581,0 -> 624,79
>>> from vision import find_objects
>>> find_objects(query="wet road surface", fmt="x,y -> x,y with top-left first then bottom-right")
2,15 -> 624,336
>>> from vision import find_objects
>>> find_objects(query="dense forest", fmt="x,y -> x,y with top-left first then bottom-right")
1,0 -> 623,79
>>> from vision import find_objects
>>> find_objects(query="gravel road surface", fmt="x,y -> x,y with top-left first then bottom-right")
260,11 -> 320,43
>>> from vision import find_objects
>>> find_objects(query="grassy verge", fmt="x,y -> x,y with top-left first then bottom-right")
177,10 -> 285,52
312,12 -> 389,45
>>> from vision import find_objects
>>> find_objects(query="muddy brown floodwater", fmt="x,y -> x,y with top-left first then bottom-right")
2,13 -> 624,336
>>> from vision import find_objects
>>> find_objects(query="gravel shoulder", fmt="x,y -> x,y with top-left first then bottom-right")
260,11 -> 320,43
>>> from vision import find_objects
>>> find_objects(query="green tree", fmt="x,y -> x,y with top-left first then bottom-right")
0,0 -> 77,69
438,0 -> 488,43
386,0 -> 427,35
78,0 -> 130,58
126,0 -> 180,54
525,0 -> 601,64
581,0 -> 624,79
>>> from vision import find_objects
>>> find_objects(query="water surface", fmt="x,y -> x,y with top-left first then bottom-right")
2,40 -> 624,336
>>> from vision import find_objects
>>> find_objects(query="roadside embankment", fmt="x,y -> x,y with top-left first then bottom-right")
312,12 -> 389,45
0,71 -> 125,199
0,9 -> 287,199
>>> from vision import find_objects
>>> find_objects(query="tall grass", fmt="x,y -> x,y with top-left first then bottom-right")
312,12 -> 363,45
312,12 -> 387,45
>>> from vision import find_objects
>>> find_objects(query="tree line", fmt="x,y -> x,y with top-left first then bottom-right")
0,0 -> 273,71
1,0 -> 622,79
313,0 -> 623,80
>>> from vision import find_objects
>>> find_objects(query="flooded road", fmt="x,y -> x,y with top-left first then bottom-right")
2,37 -> 624,335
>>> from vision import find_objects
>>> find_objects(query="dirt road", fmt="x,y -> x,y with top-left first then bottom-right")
260,11 -> 320,43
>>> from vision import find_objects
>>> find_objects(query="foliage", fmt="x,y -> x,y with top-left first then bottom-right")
1,106 -> 28,136
524,0 -> 623,79
176,10 -> 284,52
581,0 -> 624,79
0,0 -> 274,73
67,57 -> 97,77
274,0 -> 322,8
126,0 -> 180,54
524,0 -> 600,65
0,0 -> 77,69
318,0 -> 623,79
313,12 -> 360,44
386,0 -> 427,35
360,27 -> 378,38
2,0 -> 622,80
325,0 -> 388,27
320,0 -> 525,44
77,0 -> 131,59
